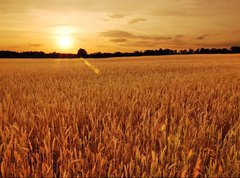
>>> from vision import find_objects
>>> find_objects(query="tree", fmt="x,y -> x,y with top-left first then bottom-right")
188,49 -> 194,54
77,48 -> 88,58
231,46 -> 240,53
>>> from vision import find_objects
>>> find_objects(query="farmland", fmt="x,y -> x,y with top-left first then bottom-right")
0,54 -> 240,177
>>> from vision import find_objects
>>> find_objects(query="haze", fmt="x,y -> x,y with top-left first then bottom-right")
0,0 -> 240,53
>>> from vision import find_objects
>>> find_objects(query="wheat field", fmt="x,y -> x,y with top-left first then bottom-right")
0,54 -> 240,177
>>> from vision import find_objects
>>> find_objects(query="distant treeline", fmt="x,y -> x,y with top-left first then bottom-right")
1,46 -> 240,58
0,51 -> 76,58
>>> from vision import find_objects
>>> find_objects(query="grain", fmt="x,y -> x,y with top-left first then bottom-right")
0,54 -> 240,177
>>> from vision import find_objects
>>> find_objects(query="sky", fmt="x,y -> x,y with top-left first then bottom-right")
0,0 -> 240,53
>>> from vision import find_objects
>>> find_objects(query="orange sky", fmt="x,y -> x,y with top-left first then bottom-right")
0,0 -> 240,53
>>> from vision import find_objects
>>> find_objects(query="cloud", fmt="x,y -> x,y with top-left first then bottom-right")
175,35 -> 185,39
111,39 -> 128,43
119,40 -> 162,47
100,30 -> 136,38
96,45 -> 108,48
1,43 -> 43,51
108,13 -> 125,19
128,18 -> 146,24
172,35 -> 186,46
194,41 -> 240,48
28,43 -> 43,47
119,40 -> 186,48
152,9 -> 200,17
195,34 -> 208,40
230,29 -> 240,35
152,0 -> 240,18
99,30 -> 172,41
5,45 -> 22,49
196,0 -> 240,12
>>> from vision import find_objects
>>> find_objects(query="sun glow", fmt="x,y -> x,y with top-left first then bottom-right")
58,36 -> 73,49
56,26 -> 74,50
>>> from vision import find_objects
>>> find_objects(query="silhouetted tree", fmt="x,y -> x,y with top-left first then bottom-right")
179,50 -> 188,54
134,51 -> 142,56
231,46 -> 240,53
114,52 -> 122,57
77,48 -> 88,58
188,49 -> 194,54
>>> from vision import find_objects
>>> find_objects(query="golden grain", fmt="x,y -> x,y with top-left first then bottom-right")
0,55 -> 240,177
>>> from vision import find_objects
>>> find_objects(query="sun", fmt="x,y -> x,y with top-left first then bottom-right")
55,26 -> 74,50
58,36 -> 73,49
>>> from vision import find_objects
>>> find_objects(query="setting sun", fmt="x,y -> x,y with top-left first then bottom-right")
56,26 -> 74,50
57,36 -> 73,49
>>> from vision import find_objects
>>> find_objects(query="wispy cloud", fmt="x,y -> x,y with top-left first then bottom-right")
119,40 -> 186,48
111,39 -> 128,43
99,30 -> 172,41
152,9 -> 201,17
195,34 -> 208,40
96,45 -> 108,48
194,41 -> 240,48
28,43 -> 43,47
175,35 -> 185,39
128,18 -> 146,24
108,13 -> 125,19
119,40 -> 162,47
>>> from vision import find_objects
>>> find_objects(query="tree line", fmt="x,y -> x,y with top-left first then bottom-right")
0,51 -> 76,58
0,46 -> 240,58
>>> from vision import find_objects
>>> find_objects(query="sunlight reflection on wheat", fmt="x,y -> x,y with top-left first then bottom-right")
80,58 -> 100,75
